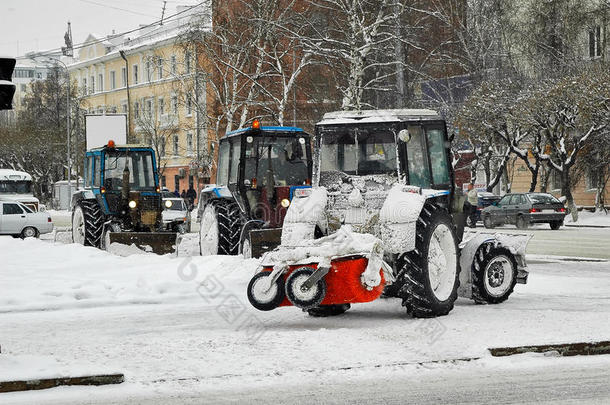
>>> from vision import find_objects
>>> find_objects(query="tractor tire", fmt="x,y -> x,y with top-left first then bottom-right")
550,221 -> 562,230
307,304 -> 351,317
199,199 -> 242,256
472,244 -> 518,304
72,200 -> 104,247
394,204 -> 460,318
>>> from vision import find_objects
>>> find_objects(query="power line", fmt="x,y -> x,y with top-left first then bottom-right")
76,0 -> 158,18
20,2 -> 205,60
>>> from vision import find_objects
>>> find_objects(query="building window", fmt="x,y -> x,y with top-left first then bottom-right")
170,55 -> 177,75
161,176 -> 166,187
185,51 -> 191,74
589,25 -> 602,58
173,134 -> 179,156
134,101 -> 140,119
146,99 -> 153,118
158,97 -> 165,116
186,96 -> 192,116
187,133 -> 193,155
550,170 -> 562,191
98,73 -> 103,92
121,67 -> 127,87
171,95 -> 178,115
82,77 -> 87,95
20,84 -> 26,92
157,58 -> 163,80
121,103 -> 127,114
133,64 -> 138,84
110,71 -> 116,90
174,175 -> 180,193
146,60 -> 152,82
189,175 -> 194,189
90,75 -> 95,93
160,141 -> 165,157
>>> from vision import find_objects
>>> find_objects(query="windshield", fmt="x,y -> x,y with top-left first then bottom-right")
244,136 -> 309,186
104,151 -> 156,191
164,200 -> 184,210
528,193 -> 560,204
320,127 -> 397,176
0,180 -> 32,194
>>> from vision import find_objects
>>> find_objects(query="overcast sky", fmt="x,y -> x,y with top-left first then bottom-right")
0,0 -> 200,58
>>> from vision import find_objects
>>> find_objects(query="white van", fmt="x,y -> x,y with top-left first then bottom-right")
0,169 -> 40,212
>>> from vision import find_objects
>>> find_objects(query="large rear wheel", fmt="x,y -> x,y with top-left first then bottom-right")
394,205 -> 460,318
472,244 -> 517,304
199,199 -> 242,255
72,201 -> 104,247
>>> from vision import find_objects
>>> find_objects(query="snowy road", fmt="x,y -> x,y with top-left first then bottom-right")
2,235 -> 610,404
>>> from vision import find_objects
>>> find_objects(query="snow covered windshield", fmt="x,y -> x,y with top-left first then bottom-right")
319,128 -> 397,176
0,181 -> 32,194
243,136 -> 309,186
104,151 -> 156,191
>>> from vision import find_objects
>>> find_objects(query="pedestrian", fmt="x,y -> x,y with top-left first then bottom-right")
173,188 -> 180,197
465,183 -> 479,228
186,186 -> 197,210
180,189 -> 186,199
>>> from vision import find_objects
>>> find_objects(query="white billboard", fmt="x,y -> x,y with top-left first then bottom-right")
85,114 -> 127,150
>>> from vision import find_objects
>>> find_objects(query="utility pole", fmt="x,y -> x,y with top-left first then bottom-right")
160,1 -> 167,25
194,45 -> 201,193
119,50 -> 131,141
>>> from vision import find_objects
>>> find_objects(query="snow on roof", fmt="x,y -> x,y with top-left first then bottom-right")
318,109 -> 442,125
0,169 -> 32,181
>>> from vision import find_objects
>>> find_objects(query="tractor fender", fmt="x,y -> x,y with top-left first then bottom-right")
281,187 -> 328,246
71,189 -> 96,210
457,231 -> 532,298
197,185 -> 233,222
378,185 -> 426,254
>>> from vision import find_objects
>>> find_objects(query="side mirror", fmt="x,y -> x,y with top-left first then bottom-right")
398,129 -> 411,143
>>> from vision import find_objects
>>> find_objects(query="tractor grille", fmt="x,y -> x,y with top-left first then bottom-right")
140,195 -> 161,211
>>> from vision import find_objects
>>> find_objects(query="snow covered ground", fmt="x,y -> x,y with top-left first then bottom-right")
1,234 -> 610,403
565,210 -> 610,227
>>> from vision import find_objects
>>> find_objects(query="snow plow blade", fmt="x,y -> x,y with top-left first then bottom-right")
108,232 -> 177,255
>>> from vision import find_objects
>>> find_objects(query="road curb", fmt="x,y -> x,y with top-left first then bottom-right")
0,373 -> 124,393
489,340 -> 610,357
564,224 -> 610,229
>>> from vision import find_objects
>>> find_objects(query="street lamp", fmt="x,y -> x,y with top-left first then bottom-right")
30,55 -> 71,192
119,50 -> 131,141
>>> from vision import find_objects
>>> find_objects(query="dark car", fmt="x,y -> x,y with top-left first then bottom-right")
466,192 -> 502,227
482,192 -> 566,230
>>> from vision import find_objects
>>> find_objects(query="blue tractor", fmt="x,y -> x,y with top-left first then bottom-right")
198,120 -> 313,258
71,140 -> 177,254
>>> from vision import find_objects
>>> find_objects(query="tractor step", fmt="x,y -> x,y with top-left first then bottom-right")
108,232 -> 177,255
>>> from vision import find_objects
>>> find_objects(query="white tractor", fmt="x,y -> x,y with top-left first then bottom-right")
271,109 -> 530,318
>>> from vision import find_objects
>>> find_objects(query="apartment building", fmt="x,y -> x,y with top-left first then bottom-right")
68,5 -> 213,197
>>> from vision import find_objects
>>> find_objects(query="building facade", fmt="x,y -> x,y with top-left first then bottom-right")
68,5 -> 214,200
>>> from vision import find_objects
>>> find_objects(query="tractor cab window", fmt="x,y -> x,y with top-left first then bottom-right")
216,141 -> 230,186
104,151 -> 156,191
243,136 -> 309,186
426,128 -> 450,185
320,128 -> 397,176
406,126 -> 431,188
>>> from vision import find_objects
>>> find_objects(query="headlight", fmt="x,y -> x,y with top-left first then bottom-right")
280,198 -> 290,208
128,200 -> 137,209
164,200 -> 173,208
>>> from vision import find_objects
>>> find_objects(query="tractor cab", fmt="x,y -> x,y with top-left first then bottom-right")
216,121 -> 313,227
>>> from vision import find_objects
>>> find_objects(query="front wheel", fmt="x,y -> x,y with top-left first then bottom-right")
247,272 -> 285,311
72,201 -> 104,247
395,206 -> 460,318
483,215 -> 495,229
285,267 -> 327,310
199,199 -> 242,256
472,245 -> 518,304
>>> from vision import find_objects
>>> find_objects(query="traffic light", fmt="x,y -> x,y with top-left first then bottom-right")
0,57 -> 16,110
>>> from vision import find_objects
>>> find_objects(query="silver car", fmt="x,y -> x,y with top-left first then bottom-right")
162,198 -> 191,234
0,201 -> 53,238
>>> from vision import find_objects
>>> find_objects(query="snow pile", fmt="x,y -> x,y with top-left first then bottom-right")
0,237 -> 258,313
565,210 -> 610,227
0,354 -> 120,381
378,184 -> 426,253
281,187 -> 328,246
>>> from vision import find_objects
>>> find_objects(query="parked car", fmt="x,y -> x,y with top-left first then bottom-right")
482,192 -> 566,230
162,198 -> 191,234
0,201 -> 53,238
466,191 -> 502,227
